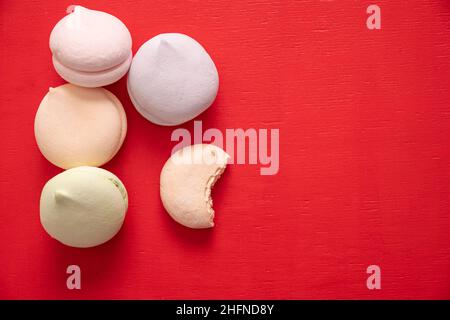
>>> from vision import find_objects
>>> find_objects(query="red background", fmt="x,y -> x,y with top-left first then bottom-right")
1,0 -> 450,299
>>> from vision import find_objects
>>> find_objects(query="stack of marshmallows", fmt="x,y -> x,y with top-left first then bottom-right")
35,6 -> 229,248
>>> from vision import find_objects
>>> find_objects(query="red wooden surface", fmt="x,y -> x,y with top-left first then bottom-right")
1,0 -> 450,299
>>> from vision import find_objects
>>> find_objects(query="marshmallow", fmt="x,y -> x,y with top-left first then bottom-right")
127,33 -> 219,126
34,84 -> 127,169
160,144 -> 229,228
40,166 -> 128,248
50,6 -> 132,87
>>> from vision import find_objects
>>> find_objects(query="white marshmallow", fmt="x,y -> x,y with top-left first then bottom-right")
127,33 -> 219,126
50,6 -> 132,87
